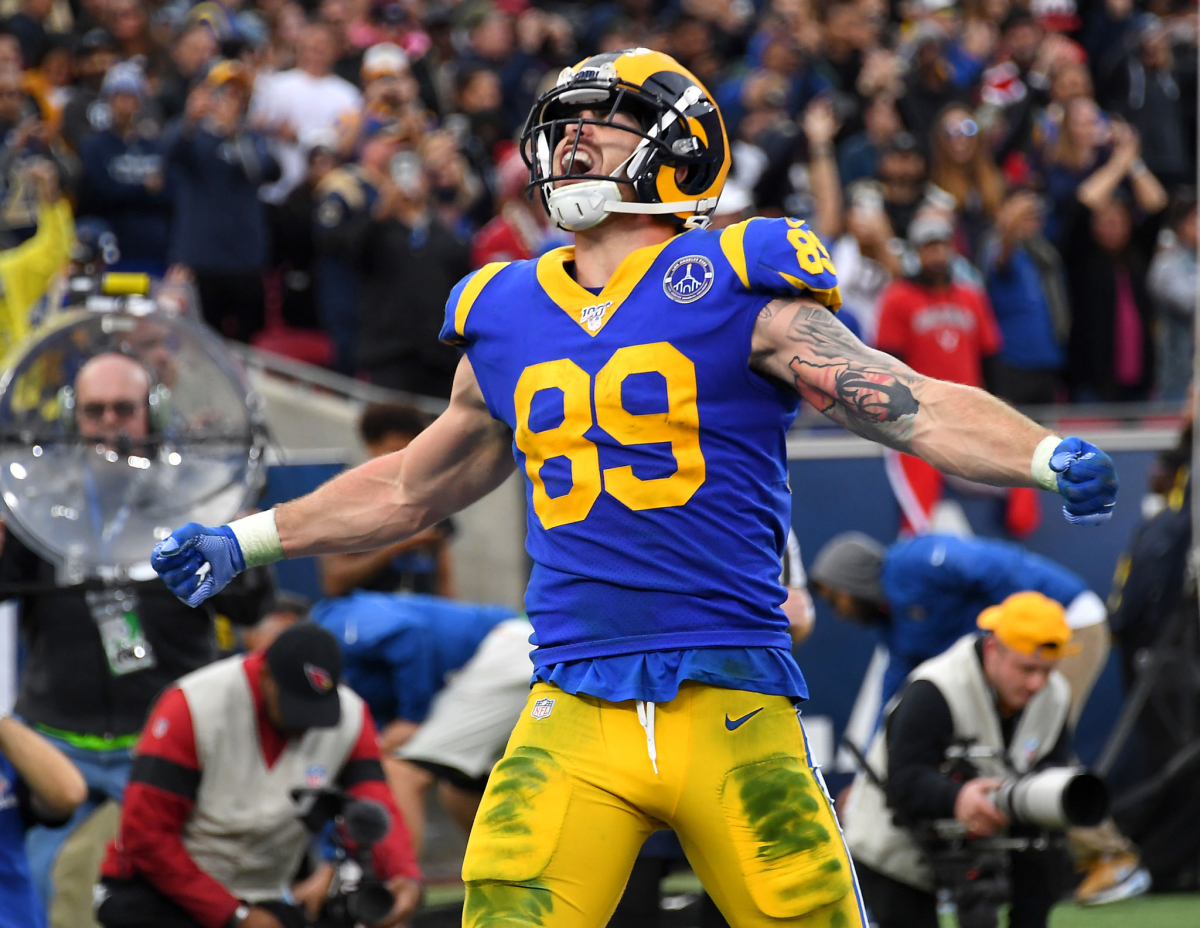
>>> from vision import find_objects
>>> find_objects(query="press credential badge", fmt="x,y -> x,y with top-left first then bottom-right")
87,587 -> 157,675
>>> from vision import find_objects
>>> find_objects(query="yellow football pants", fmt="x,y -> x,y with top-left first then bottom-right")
461,681 -> 867,928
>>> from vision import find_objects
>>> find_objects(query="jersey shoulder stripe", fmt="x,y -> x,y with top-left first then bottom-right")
440,261 -> 511,346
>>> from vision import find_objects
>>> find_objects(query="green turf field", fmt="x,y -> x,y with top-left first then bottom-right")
425,877 -> 1200,927
936,894 -> 1200,928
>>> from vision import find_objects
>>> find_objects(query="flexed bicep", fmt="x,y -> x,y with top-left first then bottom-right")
751,299 -> 927,452
750,297 -> 1065,491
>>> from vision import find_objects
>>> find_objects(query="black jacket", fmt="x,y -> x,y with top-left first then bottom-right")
162,118 -> 280,272
884,640 -> 1073,824
350,213 -> 470,377
0,532 -> 261,739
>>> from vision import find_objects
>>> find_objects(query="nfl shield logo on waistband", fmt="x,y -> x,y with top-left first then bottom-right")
531,697 -> 555,720
305,765 -> 328,788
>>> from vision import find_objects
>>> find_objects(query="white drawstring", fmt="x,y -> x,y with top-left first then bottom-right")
635,700 -> 659,775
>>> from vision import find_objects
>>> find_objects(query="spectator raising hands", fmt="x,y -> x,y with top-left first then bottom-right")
1077,120 -> 1167,215
0,0 -> 1189,405
164,62 -> 280,341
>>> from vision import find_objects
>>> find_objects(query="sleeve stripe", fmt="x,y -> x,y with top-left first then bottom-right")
775,273 -> 843,311
129,755 -> 200,800
719,217 -> 756,289
454,262 -> 509,338
338,758 -> 386,788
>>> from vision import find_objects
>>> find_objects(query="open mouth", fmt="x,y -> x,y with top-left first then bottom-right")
561,148 -> 597,177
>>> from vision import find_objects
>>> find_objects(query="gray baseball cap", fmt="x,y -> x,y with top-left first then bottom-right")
908,214 -> 954,248
810,532 -> 887,604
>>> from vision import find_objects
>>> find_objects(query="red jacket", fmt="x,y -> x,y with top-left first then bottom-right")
101,652 -> 420,928
875,278 -> 1002,387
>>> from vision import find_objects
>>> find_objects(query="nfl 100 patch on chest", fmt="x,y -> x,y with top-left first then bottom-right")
663,255 -> 714,303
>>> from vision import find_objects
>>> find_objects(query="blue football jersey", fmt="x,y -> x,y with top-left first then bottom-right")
439,217 -> 840,668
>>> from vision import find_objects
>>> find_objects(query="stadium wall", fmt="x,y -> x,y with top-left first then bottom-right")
261,433 -> 1167,793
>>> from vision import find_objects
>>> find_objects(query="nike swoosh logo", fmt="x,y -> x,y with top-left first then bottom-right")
725,708 -> 764,731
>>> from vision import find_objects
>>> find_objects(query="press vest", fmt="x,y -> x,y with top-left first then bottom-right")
841,634 -> 1070,891
177,657 -> 364,903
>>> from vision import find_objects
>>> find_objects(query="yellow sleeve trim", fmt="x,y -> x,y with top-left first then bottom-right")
719,217 -> 757,289
454,262 -> 509,339
775,273 -> 843,312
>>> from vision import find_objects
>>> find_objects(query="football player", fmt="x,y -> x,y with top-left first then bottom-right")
152,49 -> 1118,928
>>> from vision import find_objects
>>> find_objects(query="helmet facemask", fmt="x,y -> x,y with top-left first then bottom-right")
520,71 -> 719,232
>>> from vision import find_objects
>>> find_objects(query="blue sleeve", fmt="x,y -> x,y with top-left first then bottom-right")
233,133 -> 280,185
161,122 -> 196,172
911,537 -> 1088,607
939,540 -> 1089,608
980,235 -> 1003,275
318,820 -> 339,862
384,626 -> 439,723
929,540 -> 1023,603
1013,551 -> 1090,606
255,134 -> 281,184
946,45 -> 986,89
720,216 -> 842,309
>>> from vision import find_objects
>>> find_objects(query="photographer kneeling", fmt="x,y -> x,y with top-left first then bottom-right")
94,624 -> 420,928
843,592 -> 1098,928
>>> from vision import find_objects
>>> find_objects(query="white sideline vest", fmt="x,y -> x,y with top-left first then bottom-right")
178,656 -> 365,903
841,634 -> 1070,892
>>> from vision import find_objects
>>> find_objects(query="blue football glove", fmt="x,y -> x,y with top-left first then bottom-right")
152,522 -> 246,607
1049,437 -> 1118,526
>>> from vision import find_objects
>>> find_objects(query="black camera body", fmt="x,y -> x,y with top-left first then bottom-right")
908,742 -> 1109,928
292,787 -> 395,928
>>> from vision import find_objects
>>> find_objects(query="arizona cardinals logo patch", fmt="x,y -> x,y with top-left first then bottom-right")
304,663 -> 334,693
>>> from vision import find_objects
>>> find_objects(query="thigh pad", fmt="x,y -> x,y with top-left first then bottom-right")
719,754 -> 854,919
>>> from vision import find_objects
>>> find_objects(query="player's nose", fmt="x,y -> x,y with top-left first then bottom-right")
562,111 -> 600,140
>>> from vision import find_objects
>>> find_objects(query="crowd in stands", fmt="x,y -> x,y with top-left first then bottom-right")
0,0 -> 1193,402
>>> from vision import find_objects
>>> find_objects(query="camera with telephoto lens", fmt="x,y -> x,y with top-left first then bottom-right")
991,767 -> 1108,829
293,787 -> 395,928
914,745 -> 1110,928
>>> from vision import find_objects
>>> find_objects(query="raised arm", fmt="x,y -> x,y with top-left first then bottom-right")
750,299 -> 1118,524
751,298 -> 1054,486
154,357 -> 515,605
0,714 -> 87,819
274,358 -> 513,558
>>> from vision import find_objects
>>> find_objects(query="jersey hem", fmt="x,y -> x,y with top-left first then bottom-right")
530,629 -> 794,665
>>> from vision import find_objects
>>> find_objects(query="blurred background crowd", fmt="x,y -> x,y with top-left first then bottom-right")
0,0 -> 1193,403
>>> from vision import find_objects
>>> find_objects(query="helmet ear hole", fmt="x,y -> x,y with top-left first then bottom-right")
675,163 -> 698,188
680,160 -> 721,197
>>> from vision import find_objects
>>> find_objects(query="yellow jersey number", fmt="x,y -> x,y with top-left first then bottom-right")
785,218 -> 837,276
513,341 -> 706,529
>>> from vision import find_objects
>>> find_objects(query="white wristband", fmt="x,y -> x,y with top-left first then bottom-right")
229,510 -> 285,568
1031,435 -> 1063,491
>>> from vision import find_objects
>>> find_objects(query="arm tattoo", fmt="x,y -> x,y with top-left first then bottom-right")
783,304 -> 923,451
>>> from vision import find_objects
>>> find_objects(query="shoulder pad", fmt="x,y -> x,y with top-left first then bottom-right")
720,216 -> 842,310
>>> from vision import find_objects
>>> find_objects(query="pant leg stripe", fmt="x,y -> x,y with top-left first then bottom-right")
799,714 -> 871,928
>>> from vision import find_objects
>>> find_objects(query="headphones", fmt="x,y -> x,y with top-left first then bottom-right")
57,356 -> 172,436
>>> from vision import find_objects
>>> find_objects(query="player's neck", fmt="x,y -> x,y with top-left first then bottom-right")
572,215 -> 676,289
